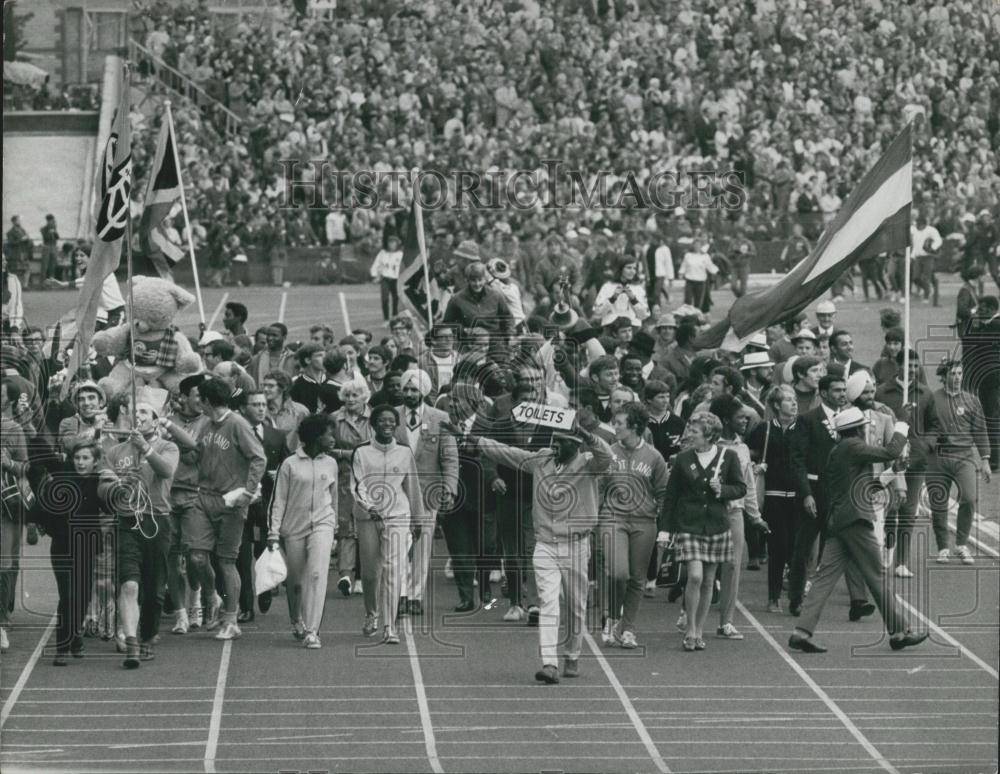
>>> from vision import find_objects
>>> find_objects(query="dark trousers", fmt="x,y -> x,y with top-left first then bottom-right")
763,495 -> 799,602
745,510 -> 767,561
237,519 -> 267,613
50,525 -> 100,653
440,506 -> 489,605
788,490 -> 826,607
494,500 -> 535,608
684,280 -> 710,312
380,277 -> 399,322
884,467 -> 925,568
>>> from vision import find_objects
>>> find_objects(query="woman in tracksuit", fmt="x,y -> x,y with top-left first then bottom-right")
267,414 -> 339,650
598,402 -> 669,649
350,405 -> 424,644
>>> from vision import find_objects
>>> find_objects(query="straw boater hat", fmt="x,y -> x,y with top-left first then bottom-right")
740,351 -> 775,371
549,302 -> 579,331
454,240 -> 481,261
833,406 -> 868,432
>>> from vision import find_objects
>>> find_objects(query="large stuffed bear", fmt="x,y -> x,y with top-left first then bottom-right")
91,275 -> 202,399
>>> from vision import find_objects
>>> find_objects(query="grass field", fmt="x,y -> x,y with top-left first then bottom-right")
3,277 -> 997,774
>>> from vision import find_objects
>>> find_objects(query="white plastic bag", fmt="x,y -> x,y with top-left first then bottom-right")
254,547 -> 287,594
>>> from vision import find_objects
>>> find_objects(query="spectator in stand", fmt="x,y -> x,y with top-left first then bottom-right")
593,257 -> 651,328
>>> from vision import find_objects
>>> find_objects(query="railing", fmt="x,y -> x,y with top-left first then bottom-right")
127,38 -> 242,137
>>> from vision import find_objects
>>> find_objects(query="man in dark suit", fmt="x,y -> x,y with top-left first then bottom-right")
238,389 -> 290,619
788,408 -> 927,653
828,330 -> 869,377
960,296 -> 1000,471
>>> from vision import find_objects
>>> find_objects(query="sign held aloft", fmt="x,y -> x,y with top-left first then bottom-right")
511,403 -> 576,430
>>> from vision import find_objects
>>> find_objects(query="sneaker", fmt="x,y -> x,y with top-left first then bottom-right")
601,618 -> 618,645
0,627 -> 8,652
172,608 -> 189,635
123,636 -> 140,669
352,579 -> 364,595
503,604 -> 526,622
362,614 -> 378,637
716,623 -> 744,640
894,565 -> 914,578
337,576 -> 352,597
115,630 -> 127,653
936,548 -> 950,564
204,594 -> 224,631
804,581 -> 812,598
215,622 -> 242,640
675,611 -> 687,632
954,545 -> 974,565
643,579 -> 657,598
383,627 -> 400,645
303,633 -> 321,649
292,620 -> 306,640
619,630 -> 638,649
767,600 -> 782,614
489,569 -> 503,584
444,559 -> 454,579
188,606 -> 203,631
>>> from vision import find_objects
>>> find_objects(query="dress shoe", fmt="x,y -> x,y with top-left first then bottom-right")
789,601 -> 802,617
258,591 -> 273,613
454,600 -> 477,613
889,631 -> 929,651
408,599 -> 423,616
53,653 -> 69,666
788,634 -> 827,653
337,577 -> 352,597
848,601 -> 876,621
526,605 -> 540,626
237,610 -> 255,623
70,635 -> 85,658
123,637 -> 141,669
535,665 -> 560,684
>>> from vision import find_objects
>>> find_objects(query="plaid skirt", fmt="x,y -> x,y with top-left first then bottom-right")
674,530 -> 733,564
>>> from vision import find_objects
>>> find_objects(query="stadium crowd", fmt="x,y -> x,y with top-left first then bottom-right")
2,244 -> 998,674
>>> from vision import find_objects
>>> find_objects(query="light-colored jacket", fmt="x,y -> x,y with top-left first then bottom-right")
393,405 -> 458,524
350,438 -> 425,525
268,448 -> 339,541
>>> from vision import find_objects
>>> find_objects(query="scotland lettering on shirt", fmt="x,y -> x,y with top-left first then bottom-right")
200,430 -> 233,451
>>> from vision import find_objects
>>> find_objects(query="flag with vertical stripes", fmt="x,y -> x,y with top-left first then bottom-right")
696,124 -> 913,349
61,66 -> 132,399
138,116 -> 184,278
397,189 -> 432,331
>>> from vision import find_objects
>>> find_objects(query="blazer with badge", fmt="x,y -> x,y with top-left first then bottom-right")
394,405 -> 459,522
825,430 -> 907,534
796,406 -> 840,500
661,445 -> 747,536
253,423 -> 291,532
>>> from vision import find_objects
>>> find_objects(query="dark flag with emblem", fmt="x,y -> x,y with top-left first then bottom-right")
397,189 -> 432,331
62,67 -> 132,398
138,116 -> 183,278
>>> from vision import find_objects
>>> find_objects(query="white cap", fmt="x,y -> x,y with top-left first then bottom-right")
199,330 -> 224,347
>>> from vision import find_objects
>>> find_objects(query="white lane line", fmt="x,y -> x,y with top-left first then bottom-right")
0,616 -> 56,730
402,618 -> 443,774
205,293 -> 228,330
203,640 -> 232,774
948,524 -> 1000,558
893,595 -> 999,680
277,291 -> 287,324
736,602 -> 900,774
583,631 -> 671,774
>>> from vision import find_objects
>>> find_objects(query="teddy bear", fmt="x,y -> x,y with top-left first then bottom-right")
91,275 -> 202,399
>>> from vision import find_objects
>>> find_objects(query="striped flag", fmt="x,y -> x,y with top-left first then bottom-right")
397,189 -> 432,330
138,116 -> 184,278
696,124 -> 912,349
61,68 -> 132,399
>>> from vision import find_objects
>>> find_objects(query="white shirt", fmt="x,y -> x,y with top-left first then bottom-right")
75,274 -> 127,319
429,351 -> 456,389
370,249 -> 403,280
679,251 -> 719,282
404,404 -> 424,449
911,225 -> 943,258
654,245 -> 674,280
325,211 -> 347,243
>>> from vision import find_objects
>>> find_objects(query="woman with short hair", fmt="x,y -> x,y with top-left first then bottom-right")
661,412 -> 746,651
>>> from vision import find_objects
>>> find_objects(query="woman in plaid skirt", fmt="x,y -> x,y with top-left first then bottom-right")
660,412 -> 747,651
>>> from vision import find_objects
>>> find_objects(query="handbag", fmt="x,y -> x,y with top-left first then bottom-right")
655,536 -> 681,588
755,421 -> 770,512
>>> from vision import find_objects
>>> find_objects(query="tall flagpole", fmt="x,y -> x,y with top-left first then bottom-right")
164,99 -> 207,329
124,62 -> 138,431
412,173 -> 433,329
902,245 -> 912,400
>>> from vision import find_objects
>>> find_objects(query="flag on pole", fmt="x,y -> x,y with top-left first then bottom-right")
138,116 -> 183,278
696,124 -> 913,349
61,66 -> 132,399
397,189 -> 432,331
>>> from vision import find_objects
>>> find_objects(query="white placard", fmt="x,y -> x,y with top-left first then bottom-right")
511,402 -> 576,430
